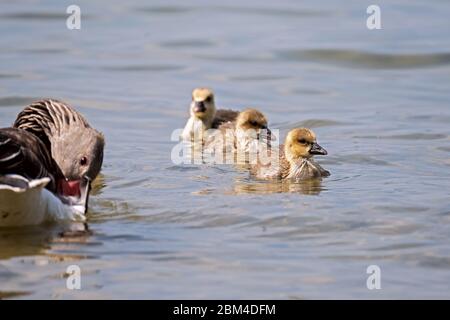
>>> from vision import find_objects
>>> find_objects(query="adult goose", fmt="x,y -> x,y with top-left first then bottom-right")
0,99 -> 104,227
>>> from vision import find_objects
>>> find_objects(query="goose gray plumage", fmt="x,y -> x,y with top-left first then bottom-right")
13,98 -> 105,185
0,99 -> 104,226
0,127 -> 63,193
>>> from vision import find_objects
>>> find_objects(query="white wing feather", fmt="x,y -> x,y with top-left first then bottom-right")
0,175 -> 85,227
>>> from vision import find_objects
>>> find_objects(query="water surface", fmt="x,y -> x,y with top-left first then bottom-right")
0,0 -> 450,299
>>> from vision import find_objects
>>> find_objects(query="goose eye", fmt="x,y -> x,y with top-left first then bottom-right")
298,139 -> 307,144
205,96 -> 212,103
249,120 -> 258,126
80,156 -> 88,166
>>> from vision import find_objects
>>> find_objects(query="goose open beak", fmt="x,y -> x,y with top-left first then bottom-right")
58,179 -> 81,197
310,143 -> 328,155
57,177 -> 91,212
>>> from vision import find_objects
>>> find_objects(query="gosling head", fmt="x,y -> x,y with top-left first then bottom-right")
234,109 -> 271,153
285,128 -> 327,163
235,108 -> 268,132
190,88 -> 216,125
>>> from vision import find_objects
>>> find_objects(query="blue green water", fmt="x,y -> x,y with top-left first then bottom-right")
0,0 -> 449,299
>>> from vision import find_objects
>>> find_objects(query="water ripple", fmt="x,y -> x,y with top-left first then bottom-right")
135,6 -> 192,14
160,39 -> 215,48
355,133 -> 448,140
278,49 -> 450,69
101,65 -> 184,72
284,119 -> 348,129
0,73 -> 21,79
135,5 -> 329,17
0,96 -> 38,107
0,12 -> 68,20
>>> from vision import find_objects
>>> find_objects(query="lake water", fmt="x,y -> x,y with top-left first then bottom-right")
0,0 -> 450,299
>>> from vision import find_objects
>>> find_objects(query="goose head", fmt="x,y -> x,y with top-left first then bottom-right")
13,99 -> 105,198
52,126 -> 104,195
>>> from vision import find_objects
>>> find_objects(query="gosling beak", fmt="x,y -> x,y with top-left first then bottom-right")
193,101 -> 206,113
310,142 -> 328,155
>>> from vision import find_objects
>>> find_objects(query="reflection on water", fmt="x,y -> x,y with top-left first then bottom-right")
1,0 -> 450,299
0,224 -> 93,299
0,226 -> 53,260
0,291 -> 32,299
232,177 -> 325,195
90,174 -> 106,196
0,224 -> 91,261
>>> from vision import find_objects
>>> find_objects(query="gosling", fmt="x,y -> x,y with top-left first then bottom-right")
251,128 -> 330,180
181,88 -> 238,142
204,108 -> 271,161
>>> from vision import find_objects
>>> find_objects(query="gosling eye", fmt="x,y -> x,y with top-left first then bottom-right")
80,156 -> 88,166
298,139 -> 307,145
205,96 -> 212,103
249,120 -> 258,127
